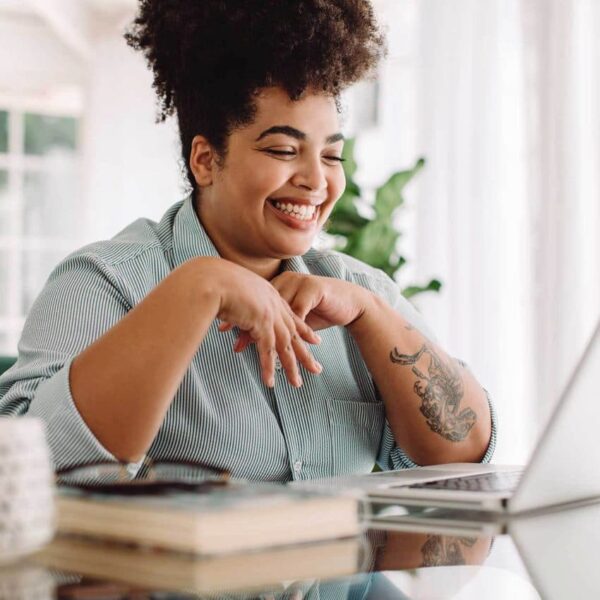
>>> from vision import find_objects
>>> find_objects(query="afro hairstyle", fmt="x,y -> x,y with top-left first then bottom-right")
125,0 -> 387,194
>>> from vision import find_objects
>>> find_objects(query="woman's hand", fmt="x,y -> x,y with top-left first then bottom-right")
222,272 -> 372,353
208,260 -> 323,388
271,272 -> 372,329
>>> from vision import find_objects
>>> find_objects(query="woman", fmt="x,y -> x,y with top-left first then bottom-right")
0,0 -> 495,478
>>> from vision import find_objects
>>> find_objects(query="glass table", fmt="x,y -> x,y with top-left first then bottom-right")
3,498 -> 599,599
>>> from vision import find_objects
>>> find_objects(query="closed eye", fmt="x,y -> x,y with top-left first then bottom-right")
265,150 -> 345,162
266,150 -> 295,157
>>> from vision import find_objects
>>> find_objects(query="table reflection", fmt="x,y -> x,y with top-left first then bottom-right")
28,528 -> 494,599
5,499 -> 600,599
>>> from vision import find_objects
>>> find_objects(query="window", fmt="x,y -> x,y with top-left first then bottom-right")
0,108 -> 82,355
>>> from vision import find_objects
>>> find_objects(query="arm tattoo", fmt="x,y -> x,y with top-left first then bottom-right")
390,344 -> 477,441
421,535 -> 477,567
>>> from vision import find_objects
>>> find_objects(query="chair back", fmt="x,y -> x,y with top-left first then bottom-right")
0,356 -> 17,377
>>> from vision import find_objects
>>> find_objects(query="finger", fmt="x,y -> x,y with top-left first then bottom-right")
234,330 -> 253,352
274,323 -> 302,388
280,300 -> 321,345
291,331 -> 323,375
255,329 -> 276,388
291,311 -> 321,345
288,287 -> 318,321
271,275 -> 298,306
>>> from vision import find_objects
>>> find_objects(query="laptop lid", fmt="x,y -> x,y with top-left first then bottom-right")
510,319 -> 600,513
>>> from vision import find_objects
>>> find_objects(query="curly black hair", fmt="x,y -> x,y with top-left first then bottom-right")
125,0 -> 387,195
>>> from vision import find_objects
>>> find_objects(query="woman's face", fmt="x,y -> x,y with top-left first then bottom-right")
195,86 -> 346,274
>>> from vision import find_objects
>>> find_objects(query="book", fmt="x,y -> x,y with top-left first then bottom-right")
34,534 -> 364,596
54,480 -> 362,555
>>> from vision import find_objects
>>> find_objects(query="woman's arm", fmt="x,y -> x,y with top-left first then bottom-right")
69,256 -> 321,463
241,269 -> 493,466
347,291 -> 492,465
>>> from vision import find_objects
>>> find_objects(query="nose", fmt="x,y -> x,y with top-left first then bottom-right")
291,153 -> 327,193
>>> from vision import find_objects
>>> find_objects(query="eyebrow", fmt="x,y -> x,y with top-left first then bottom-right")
255,125 -> 344,145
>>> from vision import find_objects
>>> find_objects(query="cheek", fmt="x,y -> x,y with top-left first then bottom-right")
229,165 -> 274,204
236,164 -> 282,204
329,170 -> 347,201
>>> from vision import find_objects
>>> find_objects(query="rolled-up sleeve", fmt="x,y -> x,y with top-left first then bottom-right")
0,252 -> 132,471
377,390 -> 498,469
27,356 -> 118,467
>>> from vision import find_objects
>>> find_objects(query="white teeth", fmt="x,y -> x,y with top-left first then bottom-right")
273,201 -> 317,221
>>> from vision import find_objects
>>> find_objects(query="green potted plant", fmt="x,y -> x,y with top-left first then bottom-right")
324,138 -> 441,299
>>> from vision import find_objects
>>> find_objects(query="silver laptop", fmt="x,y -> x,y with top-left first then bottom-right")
295,318 -> 600,514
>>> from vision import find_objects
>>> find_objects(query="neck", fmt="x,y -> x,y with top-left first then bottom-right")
195,196 -> 282,280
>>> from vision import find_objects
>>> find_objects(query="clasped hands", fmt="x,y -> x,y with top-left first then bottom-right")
216,270 -> 371,389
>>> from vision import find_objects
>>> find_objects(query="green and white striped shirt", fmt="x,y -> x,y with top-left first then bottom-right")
0,197 -> 496,478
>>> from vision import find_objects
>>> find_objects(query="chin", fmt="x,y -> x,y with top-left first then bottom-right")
272,240 -> 314,258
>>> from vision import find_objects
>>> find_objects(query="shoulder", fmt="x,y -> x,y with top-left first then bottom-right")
48,201 -> 183,300
69,201 -> 181,269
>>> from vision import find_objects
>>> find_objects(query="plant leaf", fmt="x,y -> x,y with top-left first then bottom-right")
345,220 -> 399,271
374,157 -> 426,219
402,278 -> 442,299
342,137 -> 358,179
326,188 -> 370,236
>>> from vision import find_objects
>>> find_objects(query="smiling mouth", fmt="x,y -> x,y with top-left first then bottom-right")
267,198 -> 320,222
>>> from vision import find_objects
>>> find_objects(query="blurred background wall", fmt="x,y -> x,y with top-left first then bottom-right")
0,0 -> 597,464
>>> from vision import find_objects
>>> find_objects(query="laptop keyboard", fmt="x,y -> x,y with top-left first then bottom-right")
408,470 -> 523,493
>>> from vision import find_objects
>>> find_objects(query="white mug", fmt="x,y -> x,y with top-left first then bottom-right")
0,417 -> 56,564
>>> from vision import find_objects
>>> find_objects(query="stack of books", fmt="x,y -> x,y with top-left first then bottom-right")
0,417 -> 56,564
32,474 -> 366,595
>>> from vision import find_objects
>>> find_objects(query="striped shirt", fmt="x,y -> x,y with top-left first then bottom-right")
0,197 -> 496,479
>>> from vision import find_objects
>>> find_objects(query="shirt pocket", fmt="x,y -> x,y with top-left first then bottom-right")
325,398 -> 385,476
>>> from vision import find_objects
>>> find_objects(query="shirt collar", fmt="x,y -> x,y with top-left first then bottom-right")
172,195 -> 220,269
171,195 -> 312,276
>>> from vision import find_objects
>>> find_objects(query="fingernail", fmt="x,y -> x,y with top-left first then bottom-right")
315,362 -> 323,373
296,376 -> 303,387
269,377 -> 275,388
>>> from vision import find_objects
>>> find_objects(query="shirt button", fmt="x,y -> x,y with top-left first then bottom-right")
274,356 -> 282,371
293,460 -> 303,474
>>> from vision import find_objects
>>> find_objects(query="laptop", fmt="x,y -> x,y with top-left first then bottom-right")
294,318 -> 600,514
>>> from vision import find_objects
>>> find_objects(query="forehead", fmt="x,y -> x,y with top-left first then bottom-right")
246,87 -> 341,138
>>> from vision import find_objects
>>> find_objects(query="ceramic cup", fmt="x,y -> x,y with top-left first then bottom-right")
0,417 -> 56,564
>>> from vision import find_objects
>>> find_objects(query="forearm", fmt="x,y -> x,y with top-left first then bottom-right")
70,257 -> 221,462
348,291 -> 492,465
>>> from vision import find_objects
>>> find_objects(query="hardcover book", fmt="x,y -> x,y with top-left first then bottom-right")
55,480 -> 362,555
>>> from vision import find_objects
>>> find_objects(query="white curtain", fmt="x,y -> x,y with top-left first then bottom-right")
403,0 -> 600,463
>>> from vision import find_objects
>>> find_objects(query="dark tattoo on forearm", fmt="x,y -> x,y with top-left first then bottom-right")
421,535 -> 477,567
390,345 -> 477,441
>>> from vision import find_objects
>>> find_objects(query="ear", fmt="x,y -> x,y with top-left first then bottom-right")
189,135 -> 216,187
